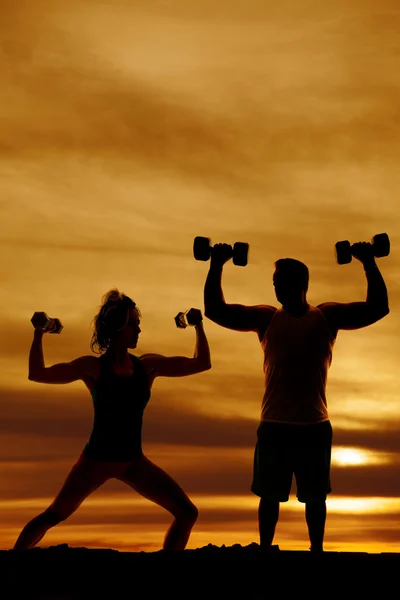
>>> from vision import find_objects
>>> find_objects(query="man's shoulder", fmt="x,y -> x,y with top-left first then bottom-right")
314,303 -> 339,337
316,302 -> 340,317
256,304 -> 279,325
257,305 -> 279,342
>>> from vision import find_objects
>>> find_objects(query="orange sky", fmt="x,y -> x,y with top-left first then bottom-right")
1,0 -> 400,552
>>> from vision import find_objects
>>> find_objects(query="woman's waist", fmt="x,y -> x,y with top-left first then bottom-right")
83,440 -> 144,461
90,417 -> 143,433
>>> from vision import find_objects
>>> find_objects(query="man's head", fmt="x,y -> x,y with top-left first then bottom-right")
91,289 -> 141,354
273,258 -> 309,305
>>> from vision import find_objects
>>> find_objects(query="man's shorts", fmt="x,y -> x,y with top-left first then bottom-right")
251,420 -> 332,503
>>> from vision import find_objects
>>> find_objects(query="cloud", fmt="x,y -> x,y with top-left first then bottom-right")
2,0 -> 400,193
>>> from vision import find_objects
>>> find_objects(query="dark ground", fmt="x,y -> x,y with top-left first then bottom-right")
1,543 -> 398,599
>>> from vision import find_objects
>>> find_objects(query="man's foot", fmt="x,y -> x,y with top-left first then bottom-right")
260,544 -> 280,552
309,546 -> 324,553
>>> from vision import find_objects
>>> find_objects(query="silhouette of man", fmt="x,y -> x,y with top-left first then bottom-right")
204,241 -> 389,551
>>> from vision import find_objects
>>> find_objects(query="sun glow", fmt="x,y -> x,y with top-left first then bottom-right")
325,497 -> 400,513
331,447 -> 391,467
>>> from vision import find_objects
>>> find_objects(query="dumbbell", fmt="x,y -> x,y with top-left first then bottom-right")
31,312 -> 63,334
193,236 -> 249,267
175,308 -> 203,329
335,233 -> 390,265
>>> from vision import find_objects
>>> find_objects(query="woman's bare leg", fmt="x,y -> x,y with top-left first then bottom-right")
118,456 -> 198,550
14,455 -> 108,550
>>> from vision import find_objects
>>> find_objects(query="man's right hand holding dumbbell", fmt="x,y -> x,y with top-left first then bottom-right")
209,244 -> 235,269
202,238 -> 271,337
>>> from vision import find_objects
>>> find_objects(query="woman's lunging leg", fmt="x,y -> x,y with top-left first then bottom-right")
14,456 -> 107,550
119,456 -> 198,550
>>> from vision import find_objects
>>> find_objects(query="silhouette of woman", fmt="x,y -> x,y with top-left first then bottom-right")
14,289 -> 211,551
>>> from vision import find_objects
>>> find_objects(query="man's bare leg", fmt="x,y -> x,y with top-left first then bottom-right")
305,500 -> 326,552
258,498 -> 280,548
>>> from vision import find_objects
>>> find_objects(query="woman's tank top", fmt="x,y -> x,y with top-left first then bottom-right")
83,353 -> 151,460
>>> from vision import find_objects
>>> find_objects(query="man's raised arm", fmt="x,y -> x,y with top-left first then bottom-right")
204,243 -> 276,334
363,253 -> 389,316
320,242 -> 390,331
204,243 -> 231,323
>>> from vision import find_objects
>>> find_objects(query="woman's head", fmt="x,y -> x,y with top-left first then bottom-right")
90,289 -> 141,354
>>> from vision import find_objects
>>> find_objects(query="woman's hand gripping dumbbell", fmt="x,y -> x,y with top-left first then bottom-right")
174,308 -> 203,329
31,311 -> 63,334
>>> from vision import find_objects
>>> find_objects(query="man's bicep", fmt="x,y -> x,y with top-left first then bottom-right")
205,304 -> 274,332
320,302 -> 384,331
